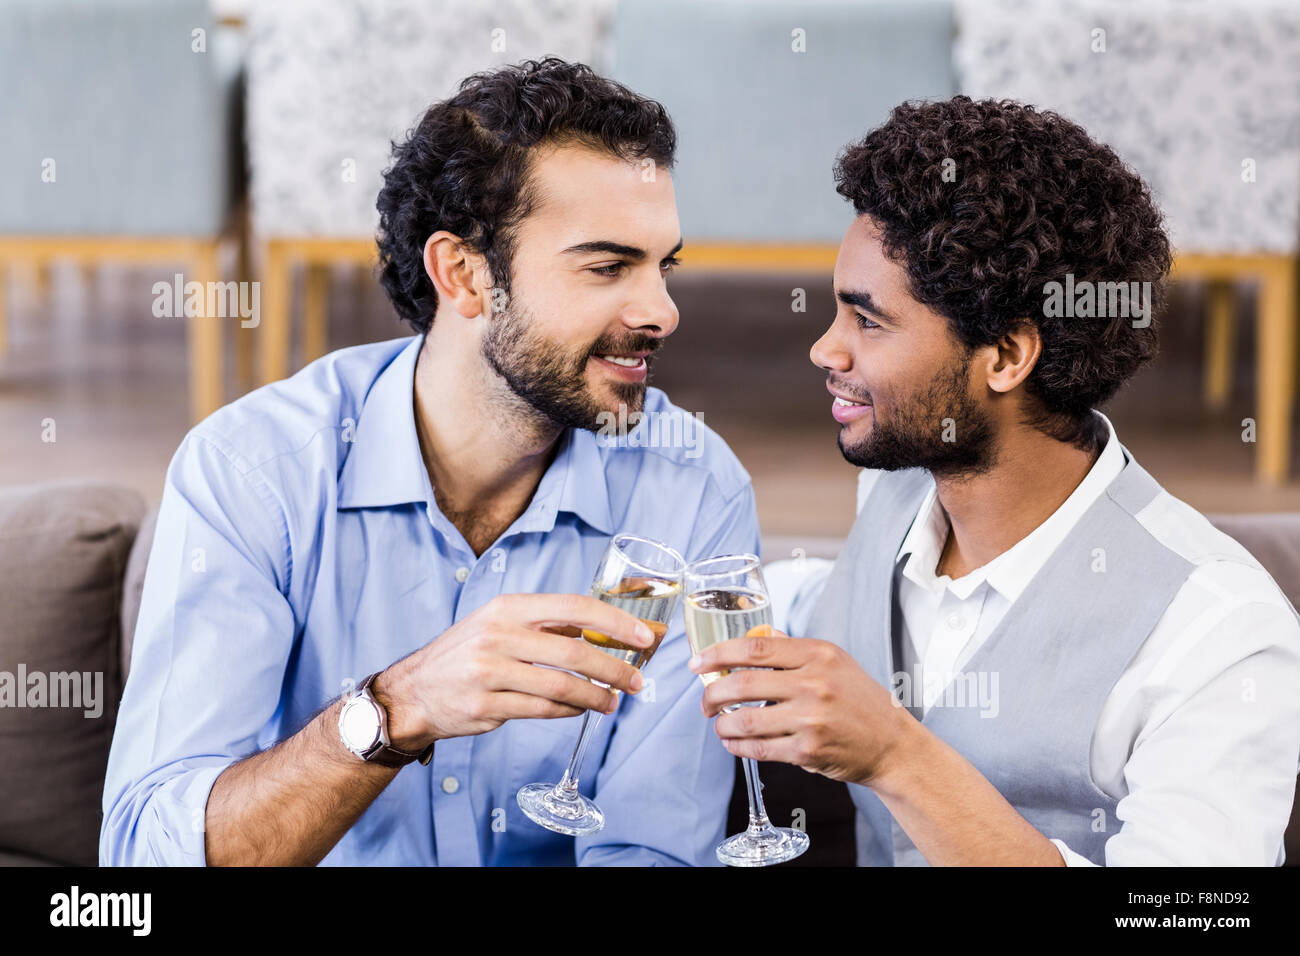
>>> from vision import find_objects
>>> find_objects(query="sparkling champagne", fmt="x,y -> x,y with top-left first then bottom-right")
581,576 -> 679,669
683,586 -> 772,685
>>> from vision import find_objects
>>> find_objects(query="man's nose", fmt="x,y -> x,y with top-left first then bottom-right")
810,319 -> 851,372
622,277 -> 680,338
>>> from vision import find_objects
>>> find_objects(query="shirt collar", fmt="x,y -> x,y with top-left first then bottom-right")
337,335 -> 614,536
337,335 -> 430,509
896,409 -> 1129,602
499,424 -> 615,536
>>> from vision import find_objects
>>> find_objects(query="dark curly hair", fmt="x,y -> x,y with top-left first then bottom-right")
834,95 -> 1172,449
376,57 -> 676,333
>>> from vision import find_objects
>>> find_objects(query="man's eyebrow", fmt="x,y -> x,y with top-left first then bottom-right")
560,238 -> 684,261
837,288 -> 899,323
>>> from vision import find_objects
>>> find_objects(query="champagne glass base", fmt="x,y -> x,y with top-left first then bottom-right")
716,826 -> 809,867
516,782 -> 606,836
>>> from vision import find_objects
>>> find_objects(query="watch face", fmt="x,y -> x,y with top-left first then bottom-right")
340,697 -> 382,752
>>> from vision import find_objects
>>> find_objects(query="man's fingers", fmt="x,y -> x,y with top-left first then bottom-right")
688,633 -> 804,673
503,630 -> 647,694
701,669 -> 796,716
711,699 -> 798,738
485,690 -> 589,722
495,659 -> 621,714
539,624 -> 582,638
504,593 -> 656,649
718,732 -> 800,764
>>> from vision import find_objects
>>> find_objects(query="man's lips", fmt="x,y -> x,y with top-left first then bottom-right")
827,381 -> 872,424
591,351 -> 650,381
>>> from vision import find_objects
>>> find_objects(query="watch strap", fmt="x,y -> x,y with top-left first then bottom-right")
356,672 -> 435,768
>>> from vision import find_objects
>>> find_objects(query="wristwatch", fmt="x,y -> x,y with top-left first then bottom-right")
338,672 -> 435,768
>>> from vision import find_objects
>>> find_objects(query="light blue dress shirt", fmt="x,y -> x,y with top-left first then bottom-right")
100,334 -> 759,866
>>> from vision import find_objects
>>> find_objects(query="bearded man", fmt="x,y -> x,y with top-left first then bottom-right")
692,96 -> 1300,866
102,58 -> 757,867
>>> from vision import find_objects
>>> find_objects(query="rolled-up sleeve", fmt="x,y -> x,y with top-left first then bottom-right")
577,482 -> 761,866
100,433 -> 297,866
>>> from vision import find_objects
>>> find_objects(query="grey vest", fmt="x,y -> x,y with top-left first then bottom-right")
806,452 -> 1193,866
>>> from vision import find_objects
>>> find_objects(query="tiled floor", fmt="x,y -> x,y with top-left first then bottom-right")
2,263 -> 1299,545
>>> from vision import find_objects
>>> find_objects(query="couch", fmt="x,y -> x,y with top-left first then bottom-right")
1,480 -> 1295,866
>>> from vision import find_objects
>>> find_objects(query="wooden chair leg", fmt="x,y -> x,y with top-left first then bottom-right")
1255,259 -> 1297,485
0,264 -> 8,358
302,262 -> 329,365
232,199 -> 254,394
259,240 -> 291,386
1203,280 -> 1234,411
34,261 -> 51,299
189,243 -> 224,423
353,261 -> 373,337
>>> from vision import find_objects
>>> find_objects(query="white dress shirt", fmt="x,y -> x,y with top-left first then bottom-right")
767,411 -> 1300,865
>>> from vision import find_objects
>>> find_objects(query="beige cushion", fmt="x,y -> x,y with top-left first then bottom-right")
0,481 -> 144,866
120,506 -> 159,681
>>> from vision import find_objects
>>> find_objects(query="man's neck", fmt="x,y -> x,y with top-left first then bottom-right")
933,420 -> 1104,580
412,335 -> 562,556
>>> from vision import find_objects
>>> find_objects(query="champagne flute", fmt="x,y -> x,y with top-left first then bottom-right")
516,533 -> 684,836
684,553 -> 810,866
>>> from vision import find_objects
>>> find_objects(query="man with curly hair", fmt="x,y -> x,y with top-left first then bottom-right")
102,59 -> 757,866
690,96 -> 1300,866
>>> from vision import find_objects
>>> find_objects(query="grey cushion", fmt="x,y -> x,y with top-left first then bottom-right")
0,850 -> 59,867
0,481 -> 145,866
120,507 -> 159,682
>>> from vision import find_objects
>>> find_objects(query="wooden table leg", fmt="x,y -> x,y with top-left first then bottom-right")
303,262 -> 329,365
1203,280 -> 1234,411
189,243 -> 224,423
259,239 -> 291,386
1256,259 -> 1297,485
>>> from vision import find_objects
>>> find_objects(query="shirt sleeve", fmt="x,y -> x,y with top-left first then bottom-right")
1050,598 -> 1300,866
765,557 -> 835,637
100,433 -> 298,866
1050,838 -> 1098,866
576,481 -> 761,866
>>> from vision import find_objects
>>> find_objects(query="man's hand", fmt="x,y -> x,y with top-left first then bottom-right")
690,627 -> 915,787
373,593 -> 656,750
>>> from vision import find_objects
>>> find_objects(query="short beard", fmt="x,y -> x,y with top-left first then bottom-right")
480,291 -> 655,434
837,348 -> 996,479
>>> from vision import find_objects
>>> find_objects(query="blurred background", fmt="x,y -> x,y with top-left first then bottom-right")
3,0 -> 1300,534
2,0 -> 1299,867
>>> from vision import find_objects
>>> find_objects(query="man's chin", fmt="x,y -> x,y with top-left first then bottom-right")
591,379 -> 646,415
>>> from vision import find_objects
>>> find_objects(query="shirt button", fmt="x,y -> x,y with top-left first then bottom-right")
454,566 -> 469,583
946,612 -> 966,630
441,775 -> 460,794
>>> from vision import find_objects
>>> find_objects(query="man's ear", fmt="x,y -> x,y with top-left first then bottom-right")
983,320 -> 1042,395
423,231 -> 491,320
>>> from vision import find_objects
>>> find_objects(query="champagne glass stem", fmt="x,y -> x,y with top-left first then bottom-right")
556,711 -> 605,797
741,757 -> 775,833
